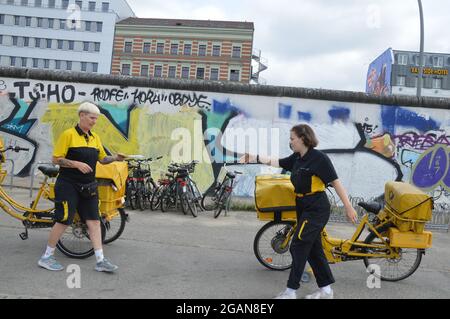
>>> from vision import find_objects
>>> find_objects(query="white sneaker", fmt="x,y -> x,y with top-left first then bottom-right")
274,291 -> 297,299
304,289 -> 334,299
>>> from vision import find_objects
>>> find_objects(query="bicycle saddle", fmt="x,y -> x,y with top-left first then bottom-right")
38,165 -> 59,178
358,201 -> 382,214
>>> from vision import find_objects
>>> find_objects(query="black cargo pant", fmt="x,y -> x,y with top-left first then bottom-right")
287,192 -> 335,290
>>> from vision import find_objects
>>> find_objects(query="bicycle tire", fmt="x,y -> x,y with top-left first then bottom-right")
186,186 -> 198,218
150,185 -> 164,211
363,227 -> 423,282
253,220 -> 295,271
56,220 -> 106,259
201,186 -> 220,211
214,188 -> 230,218
103,208 -> 128,244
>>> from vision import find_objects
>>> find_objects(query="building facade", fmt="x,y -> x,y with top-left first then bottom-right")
367,48 -> 450,98
112,18 -> 254,83
0,0 -> 135,74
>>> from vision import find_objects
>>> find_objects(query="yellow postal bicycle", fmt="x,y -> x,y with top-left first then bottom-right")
253,175 -> 433,282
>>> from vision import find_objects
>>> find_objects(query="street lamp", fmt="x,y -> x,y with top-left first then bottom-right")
417,0 -> 425,98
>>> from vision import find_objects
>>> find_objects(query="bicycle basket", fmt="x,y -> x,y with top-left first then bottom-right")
96,162 -> 128,216
255,175 -> 296,221
384,181 -> 433,233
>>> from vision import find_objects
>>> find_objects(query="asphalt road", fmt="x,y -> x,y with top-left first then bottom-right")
0,188 -> 449,299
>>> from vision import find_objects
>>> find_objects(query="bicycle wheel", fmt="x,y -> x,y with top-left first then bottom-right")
363,229 -> 423,282
185,186 -> 198,218
143,179 -> 156,210
253,220 -> 295,271
150,185 -> 164,211
214,189 -> 230,218
56,220 -> 106,259
103,208 -> 128,244
201,186 -> 220,211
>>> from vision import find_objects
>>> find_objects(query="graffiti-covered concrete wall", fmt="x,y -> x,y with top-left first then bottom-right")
1,67 -> 449,205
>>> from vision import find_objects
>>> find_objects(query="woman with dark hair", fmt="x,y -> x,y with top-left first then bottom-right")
240,124 -> 358,299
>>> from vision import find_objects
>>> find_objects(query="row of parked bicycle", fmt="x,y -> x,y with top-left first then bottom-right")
124,157 -> 242,218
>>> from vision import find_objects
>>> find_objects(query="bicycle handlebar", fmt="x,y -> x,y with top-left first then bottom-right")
0,146 -> 30,153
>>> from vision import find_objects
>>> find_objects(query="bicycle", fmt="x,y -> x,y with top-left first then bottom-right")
253,175 -> 433,282
201,163 -> 242,218
0,139 -> 128,258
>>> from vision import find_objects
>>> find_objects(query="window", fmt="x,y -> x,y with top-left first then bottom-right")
170,43 -> 178,55
398,54 -> 408,65
10,56 -> 16,67
181,67 -> 190,79
33,58 -> 38,68
44,59 -> 49,68
94,42 -> 100,52
0,35 -> 3,45
102,2 -> 109,12
124,41 -> 132,53
183,44 -> 192,56
156,43 -> 164,54
81,62 -> 87,72
397,75 -> 406,86
198,44 -> 206,56
75,1 -> 82,9
154,65 -> 162,78
433,56 -> 444,68
46,38 -> 52,48
37,17 -> 43,28
48,18 -> 54,28
88,1 -> 96,11
21,0 -> 28,5
92,63 -> 98,73
23,37 -> 29,47
168,66 -> 176,78
121,64 -> 131,75
210,68 -> 219,81
0,14 -> 4,25
26,16 -> 32,27
14,16 -> 20,26
196,67 -> 205,80
60,19 -> 66,30
212,45 -> 221,57
432,78 -> 442,89
66,61 -> 72,70
69,40 -> 75,50
35,0 -> 42,7
12,36 -> 18,46
83,41 -> 89,51
7,0 -> 14,4
62,0 -> 69,9
48,0 -> 55,8
35,38 -> 41,48
21,57 -> 27,67
414,55 -> 425,66
96,22 -> 102,32
55,60 -> 61,69
143,42 -> 151,53
57,40 -> 63,50
140,65 -> 149,77
85,21 -> 92,31
230,69 -> 240,82
232,46 -> 241,58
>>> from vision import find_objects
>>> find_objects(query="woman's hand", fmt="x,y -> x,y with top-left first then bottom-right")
239,153 -> 256,164
345,206 -> 359,225
75,161 -> 93,174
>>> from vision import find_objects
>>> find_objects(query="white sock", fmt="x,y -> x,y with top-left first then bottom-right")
285,288 -> 297,295
321,285 -> 332,294
42,245 -> 55,259
94,249 -> 104,263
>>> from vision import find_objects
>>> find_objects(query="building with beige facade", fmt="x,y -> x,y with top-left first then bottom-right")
112,17 -> 254,83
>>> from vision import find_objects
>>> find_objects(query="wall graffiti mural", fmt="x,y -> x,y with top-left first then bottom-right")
0,76 -> 449,206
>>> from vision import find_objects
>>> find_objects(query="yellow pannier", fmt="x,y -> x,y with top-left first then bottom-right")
388,228 -> 432,249
255,175 -> 297,221
96,162 -> 128,216
384,181 -> 433,234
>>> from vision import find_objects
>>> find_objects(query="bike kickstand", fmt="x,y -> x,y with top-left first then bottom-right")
19,226 -> 29,241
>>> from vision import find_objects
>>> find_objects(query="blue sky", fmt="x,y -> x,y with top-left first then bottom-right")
127,0 -> 450,92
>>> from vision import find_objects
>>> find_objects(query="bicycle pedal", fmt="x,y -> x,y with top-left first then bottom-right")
19,232 -> 28,240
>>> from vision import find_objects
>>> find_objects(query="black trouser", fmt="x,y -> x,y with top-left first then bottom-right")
287,192 -> 335,290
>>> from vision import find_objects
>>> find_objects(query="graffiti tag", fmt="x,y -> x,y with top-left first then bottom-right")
394,132 -> 450,150
412,145 -> 450,189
